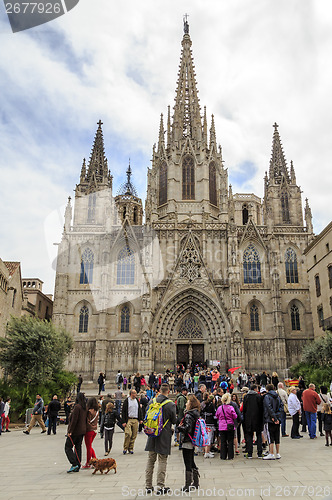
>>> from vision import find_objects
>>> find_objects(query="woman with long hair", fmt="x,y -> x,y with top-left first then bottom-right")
216,393 -> 237,460
272,372 -> 279,390
201,393 -> 216,458
230,392 -> 241,455
65,392 -> 87,473
82,397 -> 99,468
177,394 -> 201,491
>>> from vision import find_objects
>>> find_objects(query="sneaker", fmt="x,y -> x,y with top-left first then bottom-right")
128,451 -> 134,454
257,455 -> 263,458
276,453 -> 281,459
325,444 -> 329,447
263,454 -> 275,460
298,435 -> 303,438
104,452 -> 108,456
67,465 -> 79,473
81,465 -> 91,469
282,434 -> 289,437
204,452 -> 214,458
145,487 -> 154,494
23,430 -> 30,435
123,450 -> 127,454
244,453 -> 252,459
41,430 -> 46,434
156,487 -> 170,495
235,450 -> 240,455
5,430 -> 10,432
291,436 -> 301,439
262,451 -> 269,457
174,442 -> 179,447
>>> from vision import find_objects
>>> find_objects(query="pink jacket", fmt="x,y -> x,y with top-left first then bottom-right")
215,404 -> 237,431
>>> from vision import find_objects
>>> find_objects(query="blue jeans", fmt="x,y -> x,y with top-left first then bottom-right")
280,411 -> 287,436
305,411 -> 317,438
194,382 -> 198,392
115,400 -> 121,416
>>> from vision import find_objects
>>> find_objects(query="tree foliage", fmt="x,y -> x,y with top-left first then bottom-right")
291,333 -> 332,387
0,316 -> 73,384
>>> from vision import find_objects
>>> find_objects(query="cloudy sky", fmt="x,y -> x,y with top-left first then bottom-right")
0,0 -> 331,294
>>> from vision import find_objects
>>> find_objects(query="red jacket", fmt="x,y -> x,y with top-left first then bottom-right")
302,388 -> 321,413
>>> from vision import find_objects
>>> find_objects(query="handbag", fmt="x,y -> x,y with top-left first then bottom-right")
222,405 -> 234,431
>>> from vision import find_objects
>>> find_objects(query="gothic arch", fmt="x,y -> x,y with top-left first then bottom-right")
154,288 -> 230,342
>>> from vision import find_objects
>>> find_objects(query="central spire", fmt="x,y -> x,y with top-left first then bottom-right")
172,17 -> 202,143
269,123 -> 290,184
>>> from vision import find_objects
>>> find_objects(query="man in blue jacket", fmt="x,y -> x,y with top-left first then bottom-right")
23,394 -> 47,434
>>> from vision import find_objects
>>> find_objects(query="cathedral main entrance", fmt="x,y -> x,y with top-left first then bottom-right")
176,343 -> 205,367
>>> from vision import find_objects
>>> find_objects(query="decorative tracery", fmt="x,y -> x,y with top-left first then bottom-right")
243,244 -> 262,284
250,304 -> 260,331
79,305 -> 89,333
159,161 -> 168,205
180,237 -> 201,282
290,304 -> 300,330
178,315 -> 203,338
80,248 -> 94,284
209,162 -> 217,206
281,191 -> 290,223
120,305 -> 130,332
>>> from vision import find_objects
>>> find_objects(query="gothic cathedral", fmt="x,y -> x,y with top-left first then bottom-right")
53,22 -> 314,380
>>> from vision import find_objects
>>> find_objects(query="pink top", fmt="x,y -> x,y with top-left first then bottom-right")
215,404 -> 237,431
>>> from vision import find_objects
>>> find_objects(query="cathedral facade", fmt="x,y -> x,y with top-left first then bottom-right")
53,23 -> 314,381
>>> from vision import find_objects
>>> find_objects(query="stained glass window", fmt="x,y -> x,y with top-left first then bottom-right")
291,305 -> 300,330
79,305 -> 89,333
178,315 -> 203,339
285,248 -> 298,284
159,162 -> 168,206
281,191 -> 290,223
209,162 -> 217,206
120,305 -> 130,332
243,244 -> 262,284
250,305 -> 260,331
117,246 -> 135,285
80,248 -> 94,284
182,155 -> 195,200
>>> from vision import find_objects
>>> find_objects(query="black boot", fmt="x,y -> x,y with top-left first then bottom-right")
192,468 -> 200,488
182,471 -> 193,492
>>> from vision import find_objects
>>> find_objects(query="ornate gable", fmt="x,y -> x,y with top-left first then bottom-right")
240,218 -> 266,250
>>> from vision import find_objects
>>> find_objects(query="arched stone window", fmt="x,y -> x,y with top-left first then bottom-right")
281,191 -> 290,223
80,248 -> 94,284
182,155 -> 195,200
133,206 -> 138,224
209,162 -> 217,206
79,305 -> 89,333
87,193 -> 96,223
290,304 -> 301,331
285,248 -> 298,283
242,204 -> 249,225
120,305 -> 130,332
117,246 -> 135,285
159,161 -> 167,206
243,244 -> 262,284
250,304 -> 260,331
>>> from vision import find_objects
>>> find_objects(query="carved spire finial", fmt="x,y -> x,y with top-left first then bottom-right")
269,122 -> 289,184
183,13 -> 189,34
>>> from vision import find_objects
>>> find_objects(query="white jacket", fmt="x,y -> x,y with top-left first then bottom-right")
4,402 -> 10,418
288,393 -> 301,416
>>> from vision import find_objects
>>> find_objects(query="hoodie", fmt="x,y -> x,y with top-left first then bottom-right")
263,390 -> 283,424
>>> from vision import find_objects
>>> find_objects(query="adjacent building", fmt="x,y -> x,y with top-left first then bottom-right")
22,279 -> 53,320
304,222 -> 332,337
0,260 -> 23,337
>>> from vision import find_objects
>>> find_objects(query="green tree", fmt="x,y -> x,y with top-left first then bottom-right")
291,333 -> 332,387
0,316 -> 73,384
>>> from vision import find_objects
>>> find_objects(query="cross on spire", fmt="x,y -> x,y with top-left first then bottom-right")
97,119 -> 103,128
183,13 -> 189,34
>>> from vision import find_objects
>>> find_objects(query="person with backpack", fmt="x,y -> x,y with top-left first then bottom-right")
175,386 -> 188,448
177,394 -> 201,492
144,383 -> 176,495
116,370 -> 124,389
263,383 -> 283,460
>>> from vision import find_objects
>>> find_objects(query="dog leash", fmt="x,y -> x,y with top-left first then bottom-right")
68,434 -> 82,466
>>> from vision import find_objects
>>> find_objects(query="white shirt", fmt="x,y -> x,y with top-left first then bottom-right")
288,393 -> 301,416
128,397 -> 139,418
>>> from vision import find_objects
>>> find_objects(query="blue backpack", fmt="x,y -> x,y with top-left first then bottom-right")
191,418 -> 209,447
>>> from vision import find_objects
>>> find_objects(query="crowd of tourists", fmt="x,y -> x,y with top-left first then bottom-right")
2,365 -> 330,495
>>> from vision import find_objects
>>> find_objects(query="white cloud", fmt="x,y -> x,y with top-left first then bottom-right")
0,0 -> 331,294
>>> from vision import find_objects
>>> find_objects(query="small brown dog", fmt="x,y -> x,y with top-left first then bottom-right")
88,457 -> 117,474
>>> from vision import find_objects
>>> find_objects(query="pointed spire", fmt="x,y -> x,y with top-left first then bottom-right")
269,122 -> 289,184
172,20 -> 202,142
158,113 -> 165,151
305,198 -> 313,233
87,120 -> 108,184
80,158 -> 86,183
167,106 -> 171,147
290,160 -> 296,184
64,196 -> 72,232
117,159 -> 138,197
229,184 -> 235,221
209,114 -> 216,147
202,106 -> 207,146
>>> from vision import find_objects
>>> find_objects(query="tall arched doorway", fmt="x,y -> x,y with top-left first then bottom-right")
176,314 -> 205,367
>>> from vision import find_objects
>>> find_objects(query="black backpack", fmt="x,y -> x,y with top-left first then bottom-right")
118,374 -> 123,383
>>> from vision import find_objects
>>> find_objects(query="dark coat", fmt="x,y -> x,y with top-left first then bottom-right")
104,409 -> 118,428
322,413 -> 332,431
260,373 -> 268,386
243,391 -> 263,432
48,399 -> 61,417
145,394 -> 177,455
67,403 -> 87,436
200,401 -> 216,426
121,396 -> 143,424
177,409 -> 200,444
